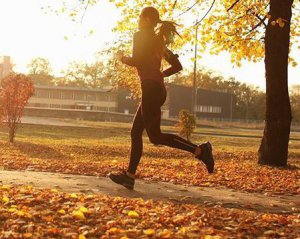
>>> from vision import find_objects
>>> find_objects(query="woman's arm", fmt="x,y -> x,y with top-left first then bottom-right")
162,48 -> 183,77
121,32 -> 143,67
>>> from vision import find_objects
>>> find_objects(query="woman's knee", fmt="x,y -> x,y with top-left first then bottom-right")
148,133 -> 162,145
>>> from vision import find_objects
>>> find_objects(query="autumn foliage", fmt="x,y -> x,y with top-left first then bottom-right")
0,74 -> 34,142
176,109 -> 196,141
0,184 -> 299,238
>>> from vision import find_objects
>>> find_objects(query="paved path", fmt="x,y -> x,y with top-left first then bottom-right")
0,170 -> 299,214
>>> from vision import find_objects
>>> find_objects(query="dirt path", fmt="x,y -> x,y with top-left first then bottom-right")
1,170 -> 299,214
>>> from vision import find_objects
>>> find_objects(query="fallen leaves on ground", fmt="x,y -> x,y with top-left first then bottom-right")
0,184 -> 299,238
0,141 -> 299,196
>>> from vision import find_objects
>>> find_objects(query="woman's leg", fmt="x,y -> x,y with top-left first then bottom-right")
141,82 -> 198,154
127,105 -> 145,175
142,104 -> 198,154
108,105 -> 143,189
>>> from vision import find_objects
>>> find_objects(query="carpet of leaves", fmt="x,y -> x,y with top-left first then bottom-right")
0,184 -> 299,239
0,141 -> 299,196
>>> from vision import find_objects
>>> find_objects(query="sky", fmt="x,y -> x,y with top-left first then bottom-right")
0,0 -> 299,90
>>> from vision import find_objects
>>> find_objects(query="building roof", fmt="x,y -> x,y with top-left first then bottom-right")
34,85 -> 116,93
166,83 -> 233,95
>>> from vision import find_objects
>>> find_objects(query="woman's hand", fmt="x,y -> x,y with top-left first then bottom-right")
115,50 -> 124,61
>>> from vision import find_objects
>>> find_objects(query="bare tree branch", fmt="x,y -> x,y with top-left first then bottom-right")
255,14 -> 267,28
172,0 -> 178,11
80,0 -> 90,23
195,0 -> 216,26
175,0 -> 200,18
227,0 -> 242,12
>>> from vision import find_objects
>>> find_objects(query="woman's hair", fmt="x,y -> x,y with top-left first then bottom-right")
156,20 -> 180,45
141,7 -> 180,56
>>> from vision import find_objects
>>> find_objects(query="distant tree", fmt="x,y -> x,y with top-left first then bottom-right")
84,61 -> 110,88
61,61 -> 86,87
0,74 -> 35,142
176,109 -> 196,141
62,60 -> 110,88
52,77 -> 69,86
27,57 -> 54,85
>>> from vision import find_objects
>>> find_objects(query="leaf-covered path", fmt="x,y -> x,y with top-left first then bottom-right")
1,170 -> 298,214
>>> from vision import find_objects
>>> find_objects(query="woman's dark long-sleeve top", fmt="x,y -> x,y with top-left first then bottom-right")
121,28 -> 183,84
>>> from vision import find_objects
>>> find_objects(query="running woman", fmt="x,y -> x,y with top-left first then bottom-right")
109,6 -> 214,190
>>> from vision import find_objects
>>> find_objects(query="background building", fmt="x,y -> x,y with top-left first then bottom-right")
28,85 -> 118,112
167,84 -> 234,119
24,83 -> 234,121
117,83 -> 234,119
0,56 -> 12,80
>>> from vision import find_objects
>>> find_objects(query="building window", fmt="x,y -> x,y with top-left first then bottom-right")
49,91 -> 61,99
86,93 -> 96,101
61,91 -> 74,100
74,92 -> 85,100
35,89 -> 49,98
196,105 -> 221,114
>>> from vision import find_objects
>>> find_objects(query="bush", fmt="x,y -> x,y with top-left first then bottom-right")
176,109 -> 196,141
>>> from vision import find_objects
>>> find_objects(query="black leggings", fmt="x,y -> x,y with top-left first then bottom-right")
128,80 -> 197,174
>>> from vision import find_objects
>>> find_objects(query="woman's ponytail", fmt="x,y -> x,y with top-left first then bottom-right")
156,20 -> 181,45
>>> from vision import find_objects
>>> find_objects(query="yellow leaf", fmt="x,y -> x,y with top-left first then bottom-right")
144,229 -> 155,235
70,193 -> 78,199
58,209 -> 66,214
116,2 -> 124,7
179,227 -> 187,235
204,236 -> 222,239
78,234 -> 86,239
51,188 -> 59,193
79,206 -> 88,213
1,185 -> 10,190
72,210 -> 86,220
128,210 -> 139,217
108,227 -> 119,233
8,207 -> 17,213
2,197 -> 9,203
17,210 -> 25,216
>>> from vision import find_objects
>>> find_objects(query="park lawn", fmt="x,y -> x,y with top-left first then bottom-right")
0,123 -> 299,195
61,118 -> 300,139
0,184 -> 299,239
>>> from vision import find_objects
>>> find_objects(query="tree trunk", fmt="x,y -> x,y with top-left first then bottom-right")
258,0 -> 294,166
9,127 -> 15,143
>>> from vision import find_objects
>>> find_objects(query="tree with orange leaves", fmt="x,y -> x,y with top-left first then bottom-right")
0,74 -> 35,143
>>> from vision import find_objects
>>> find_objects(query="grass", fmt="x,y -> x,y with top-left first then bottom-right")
0,121 -> 299,195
